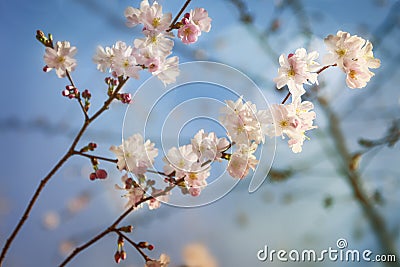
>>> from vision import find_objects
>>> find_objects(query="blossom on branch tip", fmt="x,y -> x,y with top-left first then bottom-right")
219,97 -> 266,145
44,41 -> 77,78
323,31 -> 380,89
110,133 -> 158,176
191,129 -> 230,163
227,143 -> 259,179
177,8 -> 212,45
145,253 -> 170,267
265,99 -> 317,153
273,48 -> 319,100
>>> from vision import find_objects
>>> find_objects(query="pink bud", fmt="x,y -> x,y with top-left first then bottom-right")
65,85 -> 74,90
82,89 -> 91,99
89,173 -> 97,181
95,169 -> 108,179
68,94 -> 75,99
288,53 -> 294,59
62,90 -> 70,97
120,250 -> 127,260
43,65 -> 51,72
181,17 -> 190,25
105,77 -> 111,84
184,12 -> 190,19
189,187 -> 201,197
114,251 -> 121,264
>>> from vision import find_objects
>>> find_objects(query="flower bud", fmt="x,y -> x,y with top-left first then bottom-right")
95,169 -> 108,179
120,250 -> 127,260
89,172 -> 97,181
138,241 -> 149,248
114,251 -> 121,264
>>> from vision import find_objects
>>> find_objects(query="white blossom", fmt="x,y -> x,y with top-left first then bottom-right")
110,133 -> 158,175
44,41 -> 77,78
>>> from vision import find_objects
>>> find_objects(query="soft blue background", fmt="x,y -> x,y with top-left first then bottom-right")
0,0 -> 399,266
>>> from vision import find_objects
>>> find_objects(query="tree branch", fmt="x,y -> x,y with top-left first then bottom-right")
318,97 -> 400,267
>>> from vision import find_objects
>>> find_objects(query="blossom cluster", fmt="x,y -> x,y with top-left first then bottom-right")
324,30 -> 381,89
42,0 -> 212,85
270,31 -> 380,152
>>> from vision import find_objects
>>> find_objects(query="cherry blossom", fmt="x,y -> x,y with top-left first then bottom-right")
145,253 -> 170,267
115,174 -> 145,208
152,56 -> 180,85
44,41 -> 77,78
110,133 -> 158,176
124,0 -> 150,28
219,97 -> 265,145
273,48 -> 319,100
147,188 -> 169,210
190,8 -> 212,33
264,99 -> 317,153
93,45 -> 114,72
178,19 -> 201,44
323,31 -> 380,89
140,1 -> 172,34
323,30 -> 365,69
134,32 -> 174,58
191,129 -> 230,163
227,143 -> 258,179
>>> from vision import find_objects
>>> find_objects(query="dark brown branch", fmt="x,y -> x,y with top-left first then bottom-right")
0,77 -> 129,266
116,231 -> 151,262
59,179 -> 182,266
168,0 -> 192,31
74,151 -> 118,164
281,64 -> 337,104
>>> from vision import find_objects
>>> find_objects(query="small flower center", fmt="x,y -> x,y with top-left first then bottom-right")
150,36 -> 158,44
280,120 -> 289,128
349,70 -> 357,79
287,67 -> 296,77
152,17 -> 161,27
123,60 -> 130,68
188,173 -> 197,180
57,56 -> 66,63
336,48 -> 347,57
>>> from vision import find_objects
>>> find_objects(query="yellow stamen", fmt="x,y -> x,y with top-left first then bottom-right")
152,18 -> 161,27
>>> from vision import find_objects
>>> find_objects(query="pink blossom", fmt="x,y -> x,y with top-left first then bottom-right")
93,45 -> 114,72
140,1 -> 172,34
190,8 -> 212,33
145,253 -> 170,267
153,56 -> 180,85
124,0 -> 150,28
178,20 -> 201,44
191,129 -> 230,163
219,97 -> 265,145
343,58 -> 374,89
227,143 -> 258,179
110,133 -> 158,175
111,41 -> 141,79
273,48 -> 319,100
44,41 -> 77,78
323,31 -> 380,89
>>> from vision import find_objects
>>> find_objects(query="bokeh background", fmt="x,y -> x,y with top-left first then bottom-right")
0,0 -> 399,266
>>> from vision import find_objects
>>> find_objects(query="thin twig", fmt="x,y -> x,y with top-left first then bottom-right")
281,64 -> 337,104
66,70 -> 89,121
74,151 -> 118,164
168,0 -> 192,31
59,179 -> 181,266
117,231 -> 151,262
